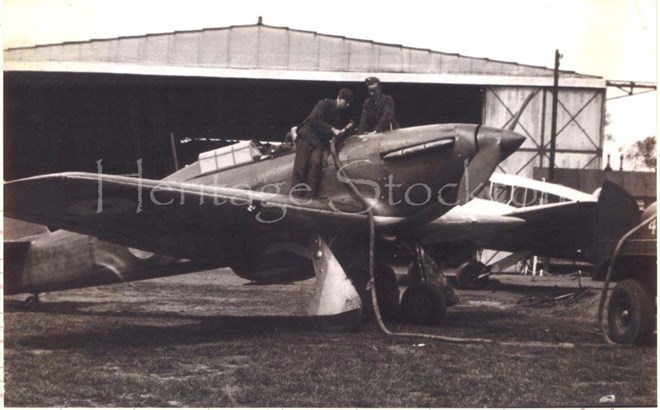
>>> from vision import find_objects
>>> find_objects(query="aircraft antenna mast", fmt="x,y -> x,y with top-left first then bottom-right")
169,132 -> 180,171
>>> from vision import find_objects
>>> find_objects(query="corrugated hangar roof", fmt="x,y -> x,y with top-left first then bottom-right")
4,22 -> 604,88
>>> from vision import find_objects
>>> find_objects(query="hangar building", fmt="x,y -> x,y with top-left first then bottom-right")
4,21 -> 606,180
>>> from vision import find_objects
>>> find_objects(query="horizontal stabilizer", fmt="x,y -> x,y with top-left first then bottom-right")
4,217 -> 49,240
4,240 -> 32,256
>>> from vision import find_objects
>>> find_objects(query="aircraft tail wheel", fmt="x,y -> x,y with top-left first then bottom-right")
607,278 -> 655,345
401,282 -> 446,325
456,260 -> 489,290
24,294 -> 40,310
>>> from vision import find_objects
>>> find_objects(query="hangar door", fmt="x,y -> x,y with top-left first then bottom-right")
483,86 -> 605,177
4,72 -> 484,180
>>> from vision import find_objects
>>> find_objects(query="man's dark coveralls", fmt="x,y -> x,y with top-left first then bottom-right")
358,93 -> 400,134
292,99 -> 350,197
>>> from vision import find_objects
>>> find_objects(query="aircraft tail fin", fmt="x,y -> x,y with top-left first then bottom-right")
589,181 -> 641,279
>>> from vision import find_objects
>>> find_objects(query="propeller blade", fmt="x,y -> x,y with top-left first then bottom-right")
457,142 -> 500,204
503,90 -> 539,131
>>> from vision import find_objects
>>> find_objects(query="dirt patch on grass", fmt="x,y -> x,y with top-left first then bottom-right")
4,269 -> 656,407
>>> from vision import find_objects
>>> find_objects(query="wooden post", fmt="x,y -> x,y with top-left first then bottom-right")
548,49 -> 561,182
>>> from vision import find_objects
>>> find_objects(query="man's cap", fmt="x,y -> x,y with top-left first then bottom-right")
365,76 -> 381,87
338,88 -> 354,104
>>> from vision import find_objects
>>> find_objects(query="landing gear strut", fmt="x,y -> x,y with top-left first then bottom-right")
401,242 -> 458,325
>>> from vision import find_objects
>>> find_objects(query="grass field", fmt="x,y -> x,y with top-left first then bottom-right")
4,269 -> 656,407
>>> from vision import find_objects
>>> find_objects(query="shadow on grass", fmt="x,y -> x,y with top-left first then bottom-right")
6,301 -> 366,351
5,279 -> 600,352
7,299 -> 527,350
5,299 -> 99,313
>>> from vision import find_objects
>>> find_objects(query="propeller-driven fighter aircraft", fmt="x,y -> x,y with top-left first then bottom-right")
5,123 -> 525,324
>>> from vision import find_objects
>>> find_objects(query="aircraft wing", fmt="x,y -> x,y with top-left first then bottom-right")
4,172 -> 370,261
413,210 -> 526,245
472,200 -> 597,258
411,200 -> 596,260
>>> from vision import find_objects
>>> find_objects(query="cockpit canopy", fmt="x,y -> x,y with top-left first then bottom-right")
198,141 -> 254,174
198,140 -> 294,174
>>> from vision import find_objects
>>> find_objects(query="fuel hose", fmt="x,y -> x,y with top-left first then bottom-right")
329,136 -> 574,347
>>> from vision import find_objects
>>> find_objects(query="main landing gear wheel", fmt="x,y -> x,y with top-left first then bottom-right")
456,260 -> 490,290
607,279 -> 655,345
351,265 -> 400,322
401,282 -> 446,325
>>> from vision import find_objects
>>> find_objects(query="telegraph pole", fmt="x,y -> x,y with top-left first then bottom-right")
548,49 -> 561,182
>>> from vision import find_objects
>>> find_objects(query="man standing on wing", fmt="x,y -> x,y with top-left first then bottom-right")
358,76 -> 399,134
291,88 -> 354,198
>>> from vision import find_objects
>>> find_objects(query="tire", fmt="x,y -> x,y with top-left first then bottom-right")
456,260 -> 489,290
23,294 -> 40,310
401,282 -> 447,325
607,279 -> 655,345
350,265 -> 400,322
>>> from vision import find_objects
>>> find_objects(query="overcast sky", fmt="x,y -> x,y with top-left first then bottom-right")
2,0 -> 657,155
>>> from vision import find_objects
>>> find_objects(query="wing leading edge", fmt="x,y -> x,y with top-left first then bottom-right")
4,172 -> 373,261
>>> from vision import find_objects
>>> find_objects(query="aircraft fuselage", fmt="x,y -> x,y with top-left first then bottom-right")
5,123 -> 525,291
